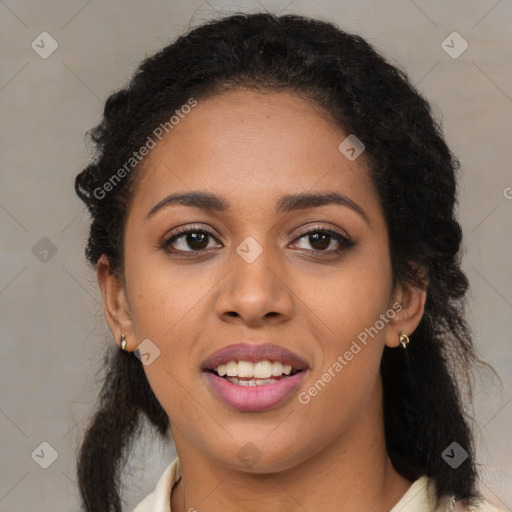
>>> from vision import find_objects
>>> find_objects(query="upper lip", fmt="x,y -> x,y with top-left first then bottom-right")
202,342 -> 309,372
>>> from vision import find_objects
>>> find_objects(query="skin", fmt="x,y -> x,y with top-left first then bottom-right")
98,89 -> 426,512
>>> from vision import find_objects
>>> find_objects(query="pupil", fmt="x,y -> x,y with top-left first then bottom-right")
188,232 -> 207,250
311,233 -> 329,250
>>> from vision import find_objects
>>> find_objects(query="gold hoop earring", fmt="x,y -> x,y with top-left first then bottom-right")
399,331 -> 409,348
121,333 -> 128,351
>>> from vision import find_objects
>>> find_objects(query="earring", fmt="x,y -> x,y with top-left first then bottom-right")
399,331 -> 409,348
121,333 -> 128,351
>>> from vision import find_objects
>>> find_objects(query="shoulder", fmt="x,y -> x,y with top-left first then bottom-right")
132,457 -> 182,512
436,482 -> 507,511
454,496 -> 507,512
390,475 -> 506,512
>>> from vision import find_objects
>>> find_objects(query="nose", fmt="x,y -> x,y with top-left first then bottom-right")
215,242 -> 295,327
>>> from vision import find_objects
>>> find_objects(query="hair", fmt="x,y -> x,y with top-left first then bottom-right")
75,12 -> 494,512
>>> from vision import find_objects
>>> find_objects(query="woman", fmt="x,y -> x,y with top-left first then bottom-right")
75,12 -> 502,512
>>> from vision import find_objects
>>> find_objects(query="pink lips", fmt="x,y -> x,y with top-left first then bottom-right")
202,343 -> 309,372
202,342 -> 309,412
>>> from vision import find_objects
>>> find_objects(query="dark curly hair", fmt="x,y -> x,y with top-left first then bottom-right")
75,12 -> 493,512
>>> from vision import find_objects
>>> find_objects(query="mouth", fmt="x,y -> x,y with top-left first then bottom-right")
201,342 -> 309,411
205,360 -> 303,386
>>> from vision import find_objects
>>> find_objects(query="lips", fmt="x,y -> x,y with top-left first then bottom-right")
201,342 -> 309,412
202,342 -> 309,372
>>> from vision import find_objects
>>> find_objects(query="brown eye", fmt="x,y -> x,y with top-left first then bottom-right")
163,227 -> 222,253
291,228 -> 354,254
182,232 -> 209,250
308,232 -> 330,251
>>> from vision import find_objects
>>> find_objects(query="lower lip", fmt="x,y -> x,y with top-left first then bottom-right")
203,371 -> 307,412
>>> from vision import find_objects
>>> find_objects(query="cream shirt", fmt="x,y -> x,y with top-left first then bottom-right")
132,457 -> 503,512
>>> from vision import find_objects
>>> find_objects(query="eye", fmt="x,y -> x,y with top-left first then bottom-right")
162,225 -> 221,253
161,224 -> 354,257
290,227 -> 354,255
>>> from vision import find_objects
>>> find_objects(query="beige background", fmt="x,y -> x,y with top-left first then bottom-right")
1,0 -> 511,510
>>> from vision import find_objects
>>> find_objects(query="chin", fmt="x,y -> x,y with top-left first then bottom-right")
210,437 -> 309,475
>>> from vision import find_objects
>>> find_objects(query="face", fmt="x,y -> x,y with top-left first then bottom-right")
101,89 -> 424,473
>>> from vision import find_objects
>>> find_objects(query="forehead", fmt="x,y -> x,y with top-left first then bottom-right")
130,89 -> 379,216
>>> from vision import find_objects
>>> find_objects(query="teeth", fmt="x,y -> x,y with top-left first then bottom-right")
238,361 -> 254,378
215,360 -> 294,378
225,361 -> 238,377
271,361 -> 282,377
254,361 -> 272,378
225,377 -> 276,386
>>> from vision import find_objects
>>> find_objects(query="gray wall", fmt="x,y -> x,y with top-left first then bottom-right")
1,1 -> 511,510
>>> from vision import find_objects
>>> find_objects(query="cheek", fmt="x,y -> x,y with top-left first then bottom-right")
125,252 -> 215,340
297,247 -> 393,350
295,246 -> 393,412
123,251 -> 225,402
297,263 -> 391,427
127,265 -> 208,428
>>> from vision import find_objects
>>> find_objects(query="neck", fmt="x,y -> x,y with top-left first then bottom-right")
170,387 -> 412,512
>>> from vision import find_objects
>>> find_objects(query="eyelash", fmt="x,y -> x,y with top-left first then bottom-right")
161,224 -> 354,258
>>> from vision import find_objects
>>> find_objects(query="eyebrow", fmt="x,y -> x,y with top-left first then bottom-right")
146,191 -> 369,223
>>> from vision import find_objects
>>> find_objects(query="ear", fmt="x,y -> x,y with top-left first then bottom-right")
97,254 -> 136,351
385,279 -> 427,348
